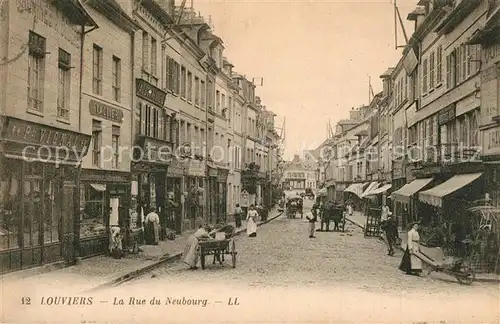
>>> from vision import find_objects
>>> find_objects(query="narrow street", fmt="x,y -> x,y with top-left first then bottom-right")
99,200 -> 497,323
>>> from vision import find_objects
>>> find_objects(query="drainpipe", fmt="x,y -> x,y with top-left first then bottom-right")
74,23 -> 97,264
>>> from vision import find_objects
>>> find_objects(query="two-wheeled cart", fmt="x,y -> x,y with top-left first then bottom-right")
415,251 -> 475,285
198,238 -> 237,270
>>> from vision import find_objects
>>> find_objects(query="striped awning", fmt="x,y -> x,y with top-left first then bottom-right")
344,183 -> 366,198
366,184 -> 392,196
392,178 -> 433,204
361,182 -> 379,198
419,173 -> 483,207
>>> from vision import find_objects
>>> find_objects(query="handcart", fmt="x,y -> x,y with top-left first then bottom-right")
415,250 -> 475,285
198,226 -> 237,270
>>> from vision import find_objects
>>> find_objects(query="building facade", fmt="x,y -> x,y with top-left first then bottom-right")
79,0 -> 138,258
0,0 -> 96,273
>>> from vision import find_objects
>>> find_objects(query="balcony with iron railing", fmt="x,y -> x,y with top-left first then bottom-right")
423,143 -> 480,166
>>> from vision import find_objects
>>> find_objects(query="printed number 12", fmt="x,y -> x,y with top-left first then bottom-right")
21,297 -> 31,305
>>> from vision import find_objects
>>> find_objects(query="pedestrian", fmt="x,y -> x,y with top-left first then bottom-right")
306,203 -> 319,238
182,223 -> 212,270
347,201 -> 353,218
379,202 -> 392,243
384,214 -> 399,256
145,207 -> 160,245
246,204 -> 259,237
109,225 -> 123,259
234,203 -> 243,228
320,200 -> 332,231
399,221 -> 423,276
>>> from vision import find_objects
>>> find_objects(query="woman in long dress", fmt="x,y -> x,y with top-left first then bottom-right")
246,204 -> 259,237
182,224 -> 212,269
399,221 -> 423,275
145,207 -> 160,245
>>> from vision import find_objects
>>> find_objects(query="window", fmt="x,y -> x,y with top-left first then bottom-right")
180,66 -> 186,98
429,52 -> 435,89
221,93 -> 226,112
422,58 -> 428,94
92,120 -> 102,167
216,90 -> 221,111
28,31 -> 46,112
187,71 -> 193,102
112,126 -> 120,169
112,56 -> 121,102
194,76 -> 200,105
142,32 -> 149,71
81,183 -> 106,238
201,80 -> 206,108
150,37 -> 157,76
470,111 -> 478,146
461,44 -> 467,81
92,44 -> 103,95
57,49 -> 71,120
436,45 -> 443,84
208,80 -> 214,109
446,51 -> 456,89
0,161 -> 21,250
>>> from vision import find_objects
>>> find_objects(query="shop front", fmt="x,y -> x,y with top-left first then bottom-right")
166,157 -> 185,234
417,173 -> 484,246
0,117 -> 91,274
131,136 -> 172,240
391,177 -> 434,229
207,164 -> 218,224
184,159 -> 206,227
79,169 -> 130,258
217,168 -> 229,223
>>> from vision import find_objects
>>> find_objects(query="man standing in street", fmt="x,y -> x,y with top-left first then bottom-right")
320,200 -> 332,232
383,214 -> 399,256
306,203 -> 319,238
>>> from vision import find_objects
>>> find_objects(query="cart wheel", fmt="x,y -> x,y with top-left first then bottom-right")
200,248 -> 206,270
231,240 -> 236,268
456,265 -> 475,285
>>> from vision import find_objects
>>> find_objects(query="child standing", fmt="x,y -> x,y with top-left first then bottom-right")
306,202 -> 319,238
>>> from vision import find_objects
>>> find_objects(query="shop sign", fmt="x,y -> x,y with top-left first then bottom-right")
136,78 -> 167,107
208,166 -> 217,177
483,126 -> 500,155
3,117 -> 90,153
217,168 -> 229,182
135,137 -> 172,165
481,78 -> 499,125
89,100 -> 124,123
167,158 -> 185,177
186,159 -> 205,177
438,104 -> 456,125
483,44 -> 500,64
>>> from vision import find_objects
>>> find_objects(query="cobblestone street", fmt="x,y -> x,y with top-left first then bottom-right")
98,203 -> 497,323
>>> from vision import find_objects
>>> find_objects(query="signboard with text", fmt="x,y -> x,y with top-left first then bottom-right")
483,126 -> 500,156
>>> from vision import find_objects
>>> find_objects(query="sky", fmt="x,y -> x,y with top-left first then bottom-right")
189,0 -> 417,160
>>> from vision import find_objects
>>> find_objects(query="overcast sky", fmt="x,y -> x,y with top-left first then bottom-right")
190,0 -> 417,159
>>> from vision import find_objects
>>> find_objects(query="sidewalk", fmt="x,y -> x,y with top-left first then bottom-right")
2,208 -> 282,292
345,211 -> 500,283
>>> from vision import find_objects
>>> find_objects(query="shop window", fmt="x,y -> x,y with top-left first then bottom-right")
43,179 -> 59,243
23,164 -> 42,247
0,161 -> 20,250
80,184 -> 107,238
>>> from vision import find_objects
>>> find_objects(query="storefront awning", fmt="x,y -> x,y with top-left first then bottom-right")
366,184 -> 392,197
317,187 -> 327,196
419,173 -> 483,208
90,184 -> 107,192
392,178 -> 433,204
361,182 -> 379,198
344,183 -> 365,198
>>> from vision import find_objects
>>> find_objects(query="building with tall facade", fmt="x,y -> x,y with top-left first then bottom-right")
0,0 -> 281,275
0,0 -> 97,272
320,0 -> 499,273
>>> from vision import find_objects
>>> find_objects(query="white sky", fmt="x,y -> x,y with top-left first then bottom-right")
189,0 -> 417,159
